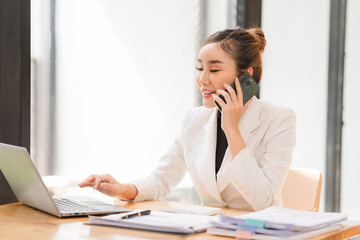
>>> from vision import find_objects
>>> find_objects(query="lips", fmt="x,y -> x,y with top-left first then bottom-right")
201,88 -> 216,94
201,88 -> 217,98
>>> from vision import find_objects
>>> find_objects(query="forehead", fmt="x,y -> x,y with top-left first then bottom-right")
197,42 -> 232,62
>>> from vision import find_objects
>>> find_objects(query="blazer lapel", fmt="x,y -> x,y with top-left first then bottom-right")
194,108 -> 224,204
238,97 -> 262,143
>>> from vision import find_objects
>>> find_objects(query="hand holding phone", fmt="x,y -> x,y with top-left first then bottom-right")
214,72 -> 259,112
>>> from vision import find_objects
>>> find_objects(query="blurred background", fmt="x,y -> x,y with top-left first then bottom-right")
6,0 -> 359,219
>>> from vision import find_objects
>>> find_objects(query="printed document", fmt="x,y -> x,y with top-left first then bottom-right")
87,210 -> 212,234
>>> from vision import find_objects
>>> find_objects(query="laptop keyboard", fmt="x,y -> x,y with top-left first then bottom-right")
53,198 -> 99,213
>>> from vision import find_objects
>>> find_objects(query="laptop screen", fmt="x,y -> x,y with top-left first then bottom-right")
0,143 -> 59,216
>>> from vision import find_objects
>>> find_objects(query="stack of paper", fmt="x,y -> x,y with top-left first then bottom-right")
159,205 -> 221,215
207,207 -> 347,240
87,210 -> 212,234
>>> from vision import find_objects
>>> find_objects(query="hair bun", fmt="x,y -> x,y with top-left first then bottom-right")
246,28 -> 266,54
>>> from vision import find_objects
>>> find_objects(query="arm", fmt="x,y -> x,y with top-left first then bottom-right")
79,109 -> 191,201
217,109 -> 296,210
213,77 -> 252,159
213,77 -> 296,210
223,127 -> 246,160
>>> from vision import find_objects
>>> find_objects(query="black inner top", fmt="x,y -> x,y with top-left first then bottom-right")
215,111 -> 228,175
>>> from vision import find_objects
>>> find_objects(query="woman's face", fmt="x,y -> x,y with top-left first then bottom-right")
196,43 -> 238,108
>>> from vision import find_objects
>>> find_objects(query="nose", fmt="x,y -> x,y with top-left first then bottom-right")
199,70 -> 210,86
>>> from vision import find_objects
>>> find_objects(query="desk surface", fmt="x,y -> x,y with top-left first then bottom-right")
1,200 -> 360,240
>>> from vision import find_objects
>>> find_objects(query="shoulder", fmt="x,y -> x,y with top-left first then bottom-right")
255,98 -> 296,124
253,99 -> 296,142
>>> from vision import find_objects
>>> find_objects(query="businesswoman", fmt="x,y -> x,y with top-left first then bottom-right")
79,27 -> 296,211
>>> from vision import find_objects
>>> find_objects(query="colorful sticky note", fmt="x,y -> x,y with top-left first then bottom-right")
236,230 -> 252,239
245,218 -> 265,228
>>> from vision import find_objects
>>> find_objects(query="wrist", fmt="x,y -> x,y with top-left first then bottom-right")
118,183 -> 138,200
225,128 -> 247,159
224,126 -> 240,137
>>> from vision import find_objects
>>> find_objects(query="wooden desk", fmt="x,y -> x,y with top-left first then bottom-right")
1,200 -> 360,240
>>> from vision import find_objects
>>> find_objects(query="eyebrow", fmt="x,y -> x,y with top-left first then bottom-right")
197,59 -> 224,64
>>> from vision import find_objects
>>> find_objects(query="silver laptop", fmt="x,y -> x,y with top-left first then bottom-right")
0,143 -> 131,217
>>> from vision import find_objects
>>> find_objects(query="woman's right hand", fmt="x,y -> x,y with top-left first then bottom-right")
78,174 -> 138,200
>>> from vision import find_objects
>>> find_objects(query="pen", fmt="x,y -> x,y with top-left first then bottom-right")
118,210 -> 151,220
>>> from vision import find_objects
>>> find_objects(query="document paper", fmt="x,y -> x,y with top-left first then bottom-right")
88,210 -> 212,234
234,206 -> 347,231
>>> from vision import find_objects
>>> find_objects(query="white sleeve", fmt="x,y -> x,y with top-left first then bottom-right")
216,108 -> 296,211
130,109 -> 191,201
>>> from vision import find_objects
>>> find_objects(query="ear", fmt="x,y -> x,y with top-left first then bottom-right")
246,67 -> 254,76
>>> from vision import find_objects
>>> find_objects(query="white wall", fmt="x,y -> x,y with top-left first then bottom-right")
55,0 -> 196,187
261,0 -> 330,210
341,0 -> 360,220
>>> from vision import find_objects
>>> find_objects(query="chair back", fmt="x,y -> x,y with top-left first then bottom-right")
282,168 -> 322,212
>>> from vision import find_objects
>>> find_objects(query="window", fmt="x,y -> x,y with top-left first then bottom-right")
55,0 -> 198,186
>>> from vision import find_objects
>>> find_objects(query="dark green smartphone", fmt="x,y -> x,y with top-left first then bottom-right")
214,72 -> 259,112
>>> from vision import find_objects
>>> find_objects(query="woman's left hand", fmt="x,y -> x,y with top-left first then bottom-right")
212,77 -> 251,135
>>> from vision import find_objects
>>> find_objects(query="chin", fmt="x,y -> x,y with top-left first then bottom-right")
203,100 -> 216,108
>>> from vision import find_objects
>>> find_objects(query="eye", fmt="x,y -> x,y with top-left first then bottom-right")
195,67 -> 203,71
210,69 -> 220,72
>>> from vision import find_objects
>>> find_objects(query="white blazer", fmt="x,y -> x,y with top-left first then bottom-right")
132,97 -> 296,211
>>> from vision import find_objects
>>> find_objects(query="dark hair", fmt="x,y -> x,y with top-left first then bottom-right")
203,27 -> 266,84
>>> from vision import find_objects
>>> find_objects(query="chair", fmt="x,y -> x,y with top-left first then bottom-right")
282,168 -> 322,212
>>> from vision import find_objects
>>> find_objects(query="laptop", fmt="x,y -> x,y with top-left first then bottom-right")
0,142 -> 131,217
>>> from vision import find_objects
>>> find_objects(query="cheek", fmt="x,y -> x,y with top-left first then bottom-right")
210,76 -> 225,90
213,72 -> 236,88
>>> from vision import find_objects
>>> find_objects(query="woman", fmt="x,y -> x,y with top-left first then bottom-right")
79,27 -> 296,211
